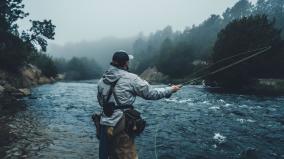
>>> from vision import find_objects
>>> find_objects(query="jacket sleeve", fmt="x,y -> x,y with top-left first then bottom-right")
131,76 -> 173,100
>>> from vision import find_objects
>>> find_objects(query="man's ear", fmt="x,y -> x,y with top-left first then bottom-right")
124,61 -> 129,67
124,61 -> 129,70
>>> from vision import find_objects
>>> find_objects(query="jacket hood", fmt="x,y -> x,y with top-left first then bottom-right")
102,65 -> 124,84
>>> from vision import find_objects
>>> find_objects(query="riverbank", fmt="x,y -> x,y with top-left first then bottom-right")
140,67 -> 284,95
0,64 -> 64,107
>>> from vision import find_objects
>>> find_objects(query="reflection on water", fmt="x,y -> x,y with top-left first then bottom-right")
0,80 -> 284,159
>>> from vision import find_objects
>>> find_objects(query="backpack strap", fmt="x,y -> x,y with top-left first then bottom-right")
104,78 -> 134,110
104,79 -> 119,104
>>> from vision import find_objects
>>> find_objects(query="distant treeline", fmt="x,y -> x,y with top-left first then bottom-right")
54,57 -> 102,80
132,0 -> 284,88
47,37 -> 135,70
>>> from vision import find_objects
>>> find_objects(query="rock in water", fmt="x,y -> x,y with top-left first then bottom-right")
140,66 -> 168,84
240,147 -> 258,159
18,88 -> 31,96
3,83 -> 17,93
39,77 -> 51,84
231,110 -> 246,117
55,74 -> 65,81
0,85 -> 4,94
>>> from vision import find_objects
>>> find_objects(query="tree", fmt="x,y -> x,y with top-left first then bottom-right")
21,20 -> 56,52
0,0 -> 56,71
0,0 -> 29,34
29,52 -> 58,77
0,32 -> 32,71
130,0 -> 284,81
254,0 -> 284,37
54,58 -> 68,73
211,15 -> 283,88
181,14 -> 224,59
223,0 -> 253,22
65,57 -> 102,80
157,39 -> 195,78
132,26 -> 178,74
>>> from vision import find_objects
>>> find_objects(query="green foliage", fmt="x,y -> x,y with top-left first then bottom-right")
156,39 -> 195,78
132,26 -> 179,74
21,20 -> 56,52
132,15 -> 224,78
53,58 -> 67,73
0,0 -> 56,73
254,0 -> 284,37
132,0 -> 284,82
211,15 -> 284,88
55,57 -> 102,80
0,0 -> 29,34
222,0 -> 253,22
0,32 -> 32,71
28,52 -> 58,77
180,14 -> 224,59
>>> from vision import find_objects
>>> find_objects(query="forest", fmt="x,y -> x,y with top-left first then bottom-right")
0,0 -> 60,78
1,0 -> 284,87
0,0 -> 102,80
131,0 -> 284,88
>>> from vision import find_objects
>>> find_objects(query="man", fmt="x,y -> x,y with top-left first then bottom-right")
97,50 -> 181,159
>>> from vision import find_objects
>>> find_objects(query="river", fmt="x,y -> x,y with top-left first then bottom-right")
0,80 -> 283,159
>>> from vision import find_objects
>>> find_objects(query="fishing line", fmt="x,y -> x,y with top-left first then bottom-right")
153,46 -> 272,158
187,46 -> 271,80
154,122 -> 159,159
180,46 -> 272,86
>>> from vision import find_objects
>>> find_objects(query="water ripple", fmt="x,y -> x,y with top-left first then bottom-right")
0,81 -> 283,159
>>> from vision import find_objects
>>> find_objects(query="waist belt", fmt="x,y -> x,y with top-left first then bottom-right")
114,105 -> 134,110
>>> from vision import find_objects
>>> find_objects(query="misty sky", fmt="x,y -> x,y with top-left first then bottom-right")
20,0 -> 257,45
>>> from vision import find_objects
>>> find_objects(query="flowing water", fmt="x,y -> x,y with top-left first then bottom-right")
0,80 -> 284,159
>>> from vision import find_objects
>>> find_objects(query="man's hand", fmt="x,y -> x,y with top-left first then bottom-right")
171,84 -> 182,93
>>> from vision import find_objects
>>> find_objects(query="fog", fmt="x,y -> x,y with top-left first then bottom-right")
20,0 -> 251,45
48,37 -> 136,68
17,0 -> 259,70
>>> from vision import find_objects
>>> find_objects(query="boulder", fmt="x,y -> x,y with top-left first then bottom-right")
55,74 -> 65,81
18,88 -> 31,96
21,65 -> 41,80
20,64 -> 42,87
0,80 -> 7,85
2,84 -> 31,97
38,76 -> 51,84
240,148 -> 258,159
0,85 -> 4,94
3,83 -> 17,93
140,66 -> 168,84
50,77 -> 56,83
0,85 -> 5,97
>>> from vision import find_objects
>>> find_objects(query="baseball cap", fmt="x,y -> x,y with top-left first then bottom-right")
112,50 -> 134,64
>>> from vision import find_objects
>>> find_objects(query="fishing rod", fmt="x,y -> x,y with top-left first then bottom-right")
179,46 -> 272,86
155,46 -> 272,158
187,46 -> 271,80
155,46 -> 271,158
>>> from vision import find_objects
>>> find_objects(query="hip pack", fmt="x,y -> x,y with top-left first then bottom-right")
92,113 -> 126,140
92,108 -> 146,139
124,109 -> 146,136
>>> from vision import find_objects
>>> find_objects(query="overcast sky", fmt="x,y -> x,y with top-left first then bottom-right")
19,0 -> 257,45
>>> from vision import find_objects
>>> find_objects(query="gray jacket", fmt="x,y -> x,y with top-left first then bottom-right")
97,65 -> 173,126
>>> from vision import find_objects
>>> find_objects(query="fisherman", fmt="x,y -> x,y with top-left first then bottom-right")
96,50 -> 181,159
